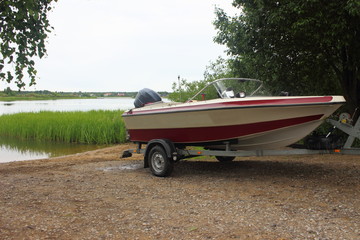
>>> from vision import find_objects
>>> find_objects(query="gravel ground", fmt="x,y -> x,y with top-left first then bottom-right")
0,144 -> 359,240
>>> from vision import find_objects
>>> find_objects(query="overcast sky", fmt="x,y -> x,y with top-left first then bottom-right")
3,0 -> 237,92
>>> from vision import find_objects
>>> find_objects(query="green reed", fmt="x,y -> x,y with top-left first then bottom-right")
0,110 -> 127,144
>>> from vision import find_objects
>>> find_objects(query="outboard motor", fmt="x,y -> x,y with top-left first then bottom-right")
134,88 -> 162,108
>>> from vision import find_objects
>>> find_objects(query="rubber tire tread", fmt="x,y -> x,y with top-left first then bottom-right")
215,156 -> 235,162
149,145 -> 174,177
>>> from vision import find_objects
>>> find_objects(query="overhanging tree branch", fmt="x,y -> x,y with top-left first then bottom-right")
0,0 -> 57,89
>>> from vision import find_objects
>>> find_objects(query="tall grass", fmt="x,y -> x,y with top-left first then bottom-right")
0,110 -> 127,144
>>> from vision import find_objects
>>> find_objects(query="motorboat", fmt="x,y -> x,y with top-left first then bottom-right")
122,78 -> 346,150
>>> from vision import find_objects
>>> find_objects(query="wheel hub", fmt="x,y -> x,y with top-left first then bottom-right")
152,153 -> 165,171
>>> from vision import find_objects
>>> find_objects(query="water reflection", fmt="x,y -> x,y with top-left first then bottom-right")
0,137 -> 104,163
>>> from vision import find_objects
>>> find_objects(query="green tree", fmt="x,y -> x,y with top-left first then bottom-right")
0,0 -> 57,88
168,78 -> 206,102
168,58 -> 235,102
4,86 -> 14,96
203,56 -> 236,82
214,0 -> 360,113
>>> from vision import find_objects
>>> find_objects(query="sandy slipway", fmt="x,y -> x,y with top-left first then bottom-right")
0,144 -> 360,240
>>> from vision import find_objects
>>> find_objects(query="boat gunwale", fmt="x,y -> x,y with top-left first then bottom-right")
122,98 -> 345,117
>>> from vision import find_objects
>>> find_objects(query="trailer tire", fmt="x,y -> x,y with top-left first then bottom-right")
215,156 -> 235,162
148,145 -> 174,177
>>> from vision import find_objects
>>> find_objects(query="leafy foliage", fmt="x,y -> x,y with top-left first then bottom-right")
214,0 -> 360,113
168,57 -> 236,102
203,57 -> 237,82
0,0 -> 57,88
168,78 -> 211,102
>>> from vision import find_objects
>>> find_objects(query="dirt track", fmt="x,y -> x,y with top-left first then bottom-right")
0,144 -> 360,239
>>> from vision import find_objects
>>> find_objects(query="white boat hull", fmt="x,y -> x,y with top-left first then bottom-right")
208,119 -> 323,150
123,96 -> 345,150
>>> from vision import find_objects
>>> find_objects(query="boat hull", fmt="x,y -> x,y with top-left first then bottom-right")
122,96 -> 345,150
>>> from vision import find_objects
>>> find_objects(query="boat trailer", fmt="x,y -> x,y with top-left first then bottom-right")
121,114 -> 360,177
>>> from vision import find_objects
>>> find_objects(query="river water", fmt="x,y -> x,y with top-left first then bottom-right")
0,98 -> 136,163
0,97 -> 135,115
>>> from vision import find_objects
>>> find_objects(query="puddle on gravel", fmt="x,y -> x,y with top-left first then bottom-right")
98,163 -> 142,172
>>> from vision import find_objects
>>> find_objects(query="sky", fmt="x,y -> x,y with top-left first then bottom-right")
3,0 -> 237,92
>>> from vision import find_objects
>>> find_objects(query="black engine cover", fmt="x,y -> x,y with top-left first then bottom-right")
134,88 -> 162,108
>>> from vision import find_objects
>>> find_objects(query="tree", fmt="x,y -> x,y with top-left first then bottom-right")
4,86 -> 14,96
214,0 -> 360,114
168,58 -> 235,102
168,78 -> 208,102
0,0 -> 57,89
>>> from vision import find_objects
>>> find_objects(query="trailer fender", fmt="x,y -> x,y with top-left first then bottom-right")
144,139 -> 177,168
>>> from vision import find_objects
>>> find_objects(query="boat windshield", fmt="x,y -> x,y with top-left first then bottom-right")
189,78 -> 270,101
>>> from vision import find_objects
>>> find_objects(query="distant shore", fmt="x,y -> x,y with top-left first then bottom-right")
0,96 -> 93,101
0,89 -> 169,101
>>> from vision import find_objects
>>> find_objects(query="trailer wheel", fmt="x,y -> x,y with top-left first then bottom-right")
148,145 -> 173,177
215,156 -> 235,162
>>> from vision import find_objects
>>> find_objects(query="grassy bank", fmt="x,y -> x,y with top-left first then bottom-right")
0,110 -> 127,144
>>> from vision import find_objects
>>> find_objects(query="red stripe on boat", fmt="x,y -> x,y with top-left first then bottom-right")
126,96 -> 334,116
128,114 -> 323,143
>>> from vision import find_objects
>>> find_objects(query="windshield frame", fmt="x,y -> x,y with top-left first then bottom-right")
188,78 -> 266,101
